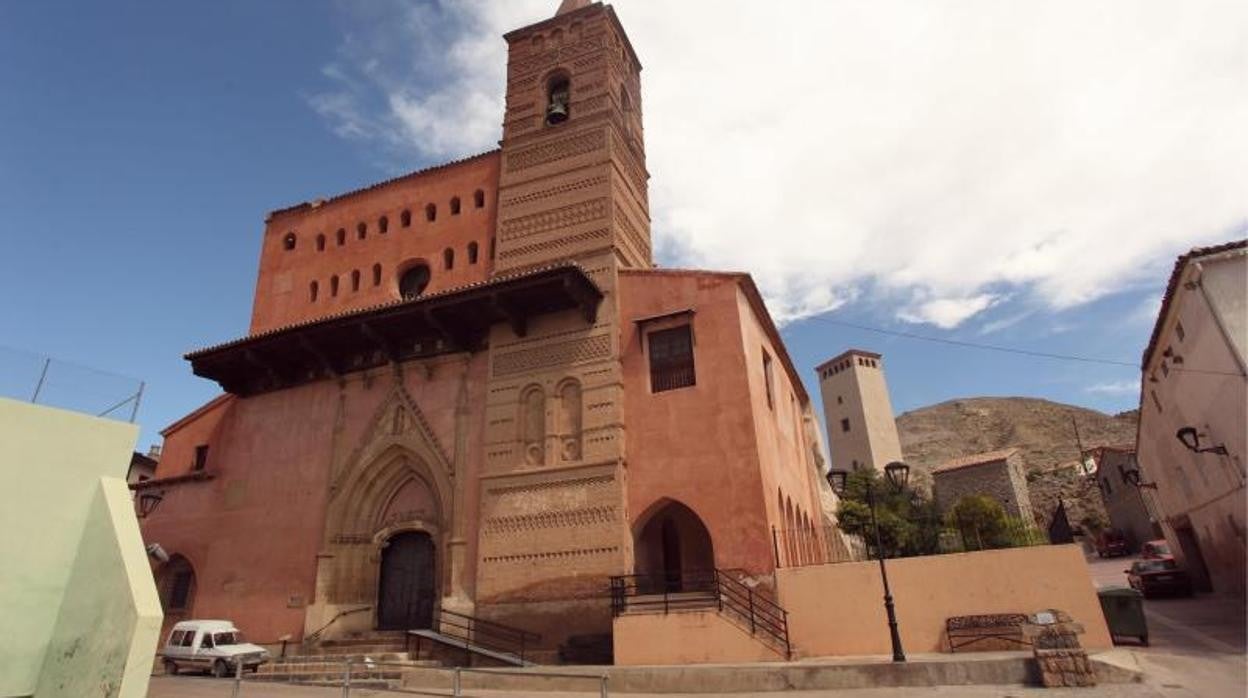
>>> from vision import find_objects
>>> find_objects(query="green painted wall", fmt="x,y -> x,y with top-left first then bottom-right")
0,398 -> 161,698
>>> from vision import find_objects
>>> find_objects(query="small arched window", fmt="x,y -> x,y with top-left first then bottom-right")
351,269 -> 360,292
474,189 -> 485,209
283,232 -> 297,251
309,280 -> 319,302
531,34 -> 544,52
378,216 -> 388,234
330,275 -> 339,297
489,239 -> 496,260
372,263 -> 382,287
316,234 -> 326,252
425,203 -> 437,222
443,248 -> 454,270
546,74 -> 570,126
450,197 -> 461,215
401,210 -> 412,228
550,28 -> 563,45
467,242 -> 479,265
336,228 -> 346,246
357,222 -> 367,240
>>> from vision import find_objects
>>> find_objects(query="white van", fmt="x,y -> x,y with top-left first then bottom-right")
161,620 -> 270,677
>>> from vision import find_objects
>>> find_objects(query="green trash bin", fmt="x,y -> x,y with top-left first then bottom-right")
1098,586 -> 1148,645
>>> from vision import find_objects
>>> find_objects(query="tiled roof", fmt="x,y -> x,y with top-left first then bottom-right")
934,447 -> 1020,474
185,261 -> 597,359
266,149 -> 500,220
1141,239 -> 1247,369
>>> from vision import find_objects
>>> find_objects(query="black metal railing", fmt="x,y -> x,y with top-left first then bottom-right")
411,608 -> 542,665
608,569 -> 790,659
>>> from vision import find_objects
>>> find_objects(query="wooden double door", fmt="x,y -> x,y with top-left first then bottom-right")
376,531 -> 436,630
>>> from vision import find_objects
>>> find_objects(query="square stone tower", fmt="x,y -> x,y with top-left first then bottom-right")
815,349 -> 904,473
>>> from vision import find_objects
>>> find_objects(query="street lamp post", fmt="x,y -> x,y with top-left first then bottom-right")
828,461 -> 910,663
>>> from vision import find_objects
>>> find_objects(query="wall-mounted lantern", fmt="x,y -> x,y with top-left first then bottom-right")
137,490 -> 165,518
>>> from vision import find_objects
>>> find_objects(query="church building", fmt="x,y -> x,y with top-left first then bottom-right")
136,0 -> 837,658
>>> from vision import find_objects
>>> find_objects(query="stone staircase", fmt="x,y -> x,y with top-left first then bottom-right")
253,632 -> 437,688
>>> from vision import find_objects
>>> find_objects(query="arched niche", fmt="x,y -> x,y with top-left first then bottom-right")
633,498 -> 715,592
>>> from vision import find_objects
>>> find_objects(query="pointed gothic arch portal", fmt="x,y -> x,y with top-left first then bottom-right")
376,531 -> 436,630
634,500 -> 715,592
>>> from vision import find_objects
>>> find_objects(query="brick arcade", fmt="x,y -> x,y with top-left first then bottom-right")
136,0 -> 836,658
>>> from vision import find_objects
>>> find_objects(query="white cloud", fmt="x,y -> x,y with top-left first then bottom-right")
1085,380 -> 1141,395
897,294 -> 1000,329
310,0 -> 1248,327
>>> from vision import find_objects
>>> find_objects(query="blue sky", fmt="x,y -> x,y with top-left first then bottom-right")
1,1 -> 1243,450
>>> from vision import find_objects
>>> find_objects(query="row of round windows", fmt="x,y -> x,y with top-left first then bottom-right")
282,189 -> 488,252
307,241 -> 486,303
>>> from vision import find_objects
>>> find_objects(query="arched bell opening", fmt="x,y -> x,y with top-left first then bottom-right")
545,71 -> 571,126
633,499 -> 715,593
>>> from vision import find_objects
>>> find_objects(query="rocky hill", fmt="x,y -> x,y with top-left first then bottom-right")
895,397 -> 1138,529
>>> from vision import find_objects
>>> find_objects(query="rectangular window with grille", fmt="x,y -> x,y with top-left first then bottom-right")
648,325 -> 695,392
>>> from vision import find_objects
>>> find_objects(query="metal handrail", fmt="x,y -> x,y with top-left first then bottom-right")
409,607 -> 542,664
608,568 -> 790,659
304,605 -> 371,645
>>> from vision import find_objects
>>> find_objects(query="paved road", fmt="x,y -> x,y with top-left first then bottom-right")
1085,554 -> 1246,698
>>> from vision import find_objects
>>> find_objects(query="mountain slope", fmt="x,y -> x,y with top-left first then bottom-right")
895,397 -> 1138,527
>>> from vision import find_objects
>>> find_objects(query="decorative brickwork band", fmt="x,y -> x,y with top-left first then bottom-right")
500,198 -> 608,241
492,334 -> 611,376
506,130 -> 605,172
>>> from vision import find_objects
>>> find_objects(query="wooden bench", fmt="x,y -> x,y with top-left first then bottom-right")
946,613 -> 1032,652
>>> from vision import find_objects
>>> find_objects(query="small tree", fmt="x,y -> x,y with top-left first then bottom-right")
834,468 -> 943,558
947,495 -> 1010,550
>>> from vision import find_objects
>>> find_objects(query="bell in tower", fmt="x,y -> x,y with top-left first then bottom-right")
545,74 -> 570,126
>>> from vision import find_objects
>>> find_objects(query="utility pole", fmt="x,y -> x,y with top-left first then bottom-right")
1071,415 -> 1088,475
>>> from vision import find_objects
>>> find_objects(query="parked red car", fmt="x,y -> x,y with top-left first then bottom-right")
1127,558 -> 1194,598
1094,530 -> 1130,558
1140,539 -> 1172,560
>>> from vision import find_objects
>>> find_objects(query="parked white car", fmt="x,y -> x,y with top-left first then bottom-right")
161,620 -> 270,677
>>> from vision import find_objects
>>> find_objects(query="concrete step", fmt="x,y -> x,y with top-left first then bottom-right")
252,668 -> 403,683
262,652 -> 413,667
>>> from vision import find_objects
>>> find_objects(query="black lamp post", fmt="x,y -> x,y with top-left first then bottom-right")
828,461 -> 910,663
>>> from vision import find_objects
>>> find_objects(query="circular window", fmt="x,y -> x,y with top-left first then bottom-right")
399,264 -> 431,299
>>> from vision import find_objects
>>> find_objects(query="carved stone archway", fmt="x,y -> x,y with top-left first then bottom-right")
306,383 -> 467,638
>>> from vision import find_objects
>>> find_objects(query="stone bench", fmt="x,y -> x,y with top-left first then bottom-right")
945,613 -> 1032,652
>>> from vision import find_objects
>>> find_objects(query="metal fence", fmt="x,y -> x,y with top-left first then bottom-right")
773,519 -> 1046,569
0,344 -> 144,422
772,525 -> 867,568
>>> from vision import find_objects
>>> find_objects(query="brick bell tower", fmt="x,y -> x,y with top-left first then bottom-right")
493,0 -> 650,274
473,1 -> 650,642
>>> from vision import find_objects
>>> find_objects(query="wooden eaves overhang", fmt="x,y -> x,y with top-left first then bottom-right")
186,263 -> 603,396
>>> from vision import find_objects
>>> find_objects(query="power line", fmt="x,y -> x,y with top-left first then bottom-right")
803,316 -> 1243,377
